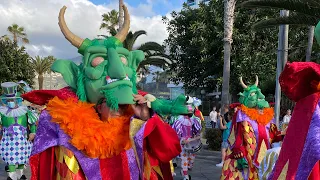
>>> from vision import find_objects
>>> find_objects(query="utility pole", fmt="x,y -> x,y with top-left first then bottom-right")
274,10 -> 289,127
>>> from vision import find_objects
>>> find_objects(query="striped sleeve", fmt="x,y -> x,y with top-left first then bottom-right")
27,110 -> 38,124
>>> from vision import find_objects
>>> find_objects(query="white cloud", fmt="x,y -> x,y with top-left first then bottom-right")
0,0 -> 171,59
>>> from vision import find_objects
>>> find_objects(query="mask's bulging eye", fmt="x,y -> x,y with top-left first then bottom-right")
250,92 -> 256,96
121,56 -> 128,65
91,57 -> 104,67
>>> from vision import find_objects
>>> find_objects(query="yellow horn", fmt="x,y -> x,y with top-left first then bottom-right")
115,5 -> 130,42
239,77 -> 248,89
58,6 -> 84,48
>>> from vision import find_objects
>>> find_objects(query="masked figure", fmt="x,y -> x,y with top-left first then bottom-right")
0,81 -> 37,180
221,76 -> 282,180
172,97 -> 202,180
21,5 -> 191,180
268,64 -> 320,180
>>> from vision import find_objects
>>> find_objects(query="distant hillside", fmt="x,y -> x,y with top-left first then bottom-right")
70,56 -> 82,65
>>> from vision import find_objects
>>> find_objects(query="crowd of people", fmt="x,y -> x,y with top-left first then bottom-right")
0,2 -> 319,180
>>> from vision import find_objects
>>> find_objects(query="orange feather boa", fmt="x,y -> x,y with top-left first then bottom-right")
239,104 -> 274,125
46,97 -> 134,158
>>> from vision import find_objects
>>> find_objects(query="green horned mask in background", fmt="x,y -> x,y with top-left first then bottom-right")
51,5 -> 145,110
238,76 -> 269,109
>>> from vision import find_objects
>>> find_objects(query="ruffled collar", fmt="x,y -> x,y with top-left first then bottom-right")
0,106 -> 28,117
46,97 -> 134,158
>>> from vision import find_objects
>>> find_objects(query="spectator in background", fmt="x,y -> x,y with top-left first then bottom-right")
209,107 -> 217,128
283,109 -> 292,123
216,111 -> 233,167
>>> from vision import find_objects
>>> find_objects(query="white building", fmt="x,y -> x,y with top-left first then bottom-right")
33,73 -> 67,90
187,0 -> 210,8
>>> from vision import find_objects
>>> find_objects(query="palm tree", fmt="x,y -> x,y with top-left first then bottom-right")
221,0 -> 236,109
119,0 -> 124,30
98,30 -> 173,71
30,56 -> 54,90
45,56 -> 56,89
7,24 -> 29,44
241,0 -> 320,61
100,10 -> 119,35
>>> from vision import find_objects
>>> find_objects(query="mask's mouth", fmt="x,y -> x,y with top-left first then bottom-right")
101,75 -> 133,90
105,75 -> 130,84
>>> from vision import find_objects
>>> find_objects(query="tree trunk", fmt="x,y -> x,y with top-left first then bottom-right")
118,0 -> 124,30
13,33 -> 17,43
221,0 -> 236,108
306,26 -> 315,62
38,74 -> 44,90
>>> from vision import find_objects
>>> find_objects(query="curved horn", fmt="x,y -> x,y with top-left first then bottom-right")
58,6 -> 84,48
239,77 -> 248,89
254,75 -> 259,86
115,5 -> 130,42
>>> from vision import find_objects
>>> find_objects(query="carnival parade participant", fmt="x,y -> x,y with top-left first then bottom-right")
221,76 -> 283,180
268,61 -> 320,180
172,98 -> 202,180
20,4 -> 193,180
0,81 -> 37,180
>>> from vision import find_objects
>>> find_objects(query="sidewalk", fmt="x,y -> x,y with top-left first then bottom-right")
0,147 -> 222,180
174,148 -> 222,180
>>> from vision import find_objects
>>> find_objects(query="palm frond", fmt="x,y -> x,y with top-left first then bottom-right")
241,0 -> 320,18
138,42 -> 164,53
21,37 -> 29,44
253,14 -> 319,29
132,30 -> 147,43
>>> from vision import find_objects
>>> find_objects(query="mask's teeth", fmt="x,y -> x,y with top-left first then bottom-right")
125,74 -> 130,80
106,76 -> 112,84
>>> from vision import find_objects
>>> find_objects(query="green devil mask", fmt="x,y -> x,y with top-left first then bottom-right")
238,76 -> 269,109
52,5 -> 145,110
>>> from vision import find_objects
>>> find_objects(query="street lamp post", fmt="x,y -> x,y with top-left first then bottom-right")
200,89 -> 205,112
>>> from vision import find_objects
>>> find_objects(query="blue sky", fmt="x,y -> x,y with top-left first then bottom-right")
90,0 -> 185,15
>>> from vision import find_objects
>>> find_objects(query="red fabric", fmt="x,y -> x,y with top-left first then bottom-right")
22,87 -> 77,105
309,161 -> 320,180
138,90 -> 148,96
144,114 -> 181,162
30,147 -> 56,180
280,62 -> 320,102
144,114 -> 181,180
271,92 -> 320,180
254,124 -> 270,166
100,151 -> 130,180
230,123 -> 247,159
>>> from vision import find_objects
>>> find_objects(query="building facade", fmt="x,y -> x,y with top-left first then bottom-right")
187,0 -> 210,7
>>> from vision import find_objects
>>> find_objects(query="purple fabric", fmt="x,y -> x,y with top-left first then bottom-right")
126,148 -> 139,180
133,121 -> 146,178
236,110 -> 273,167
172,116 -> 201,139
31,110 -> 101,180
295,101 -> 320,179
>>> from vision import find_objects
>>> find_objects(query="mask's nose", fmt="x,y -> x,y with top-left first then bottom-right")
107,48 -> 126,79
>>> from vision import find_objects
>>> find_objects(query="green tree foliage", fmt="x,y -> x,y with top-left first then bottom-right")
241,0 -> 320,28
30,56 -> 55,90
164,1 -> 309,96
100,9 -> 119,35
0,39 -> 35,87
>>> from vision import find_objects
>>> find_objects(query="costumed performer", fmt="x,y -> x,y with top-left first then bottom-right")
221,76 -> 283,180
0,81 -> 37,180
268,62 -> 320,179
172,97 -> 202,180
21,4 -> 190,180
268,21 -> 320,180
